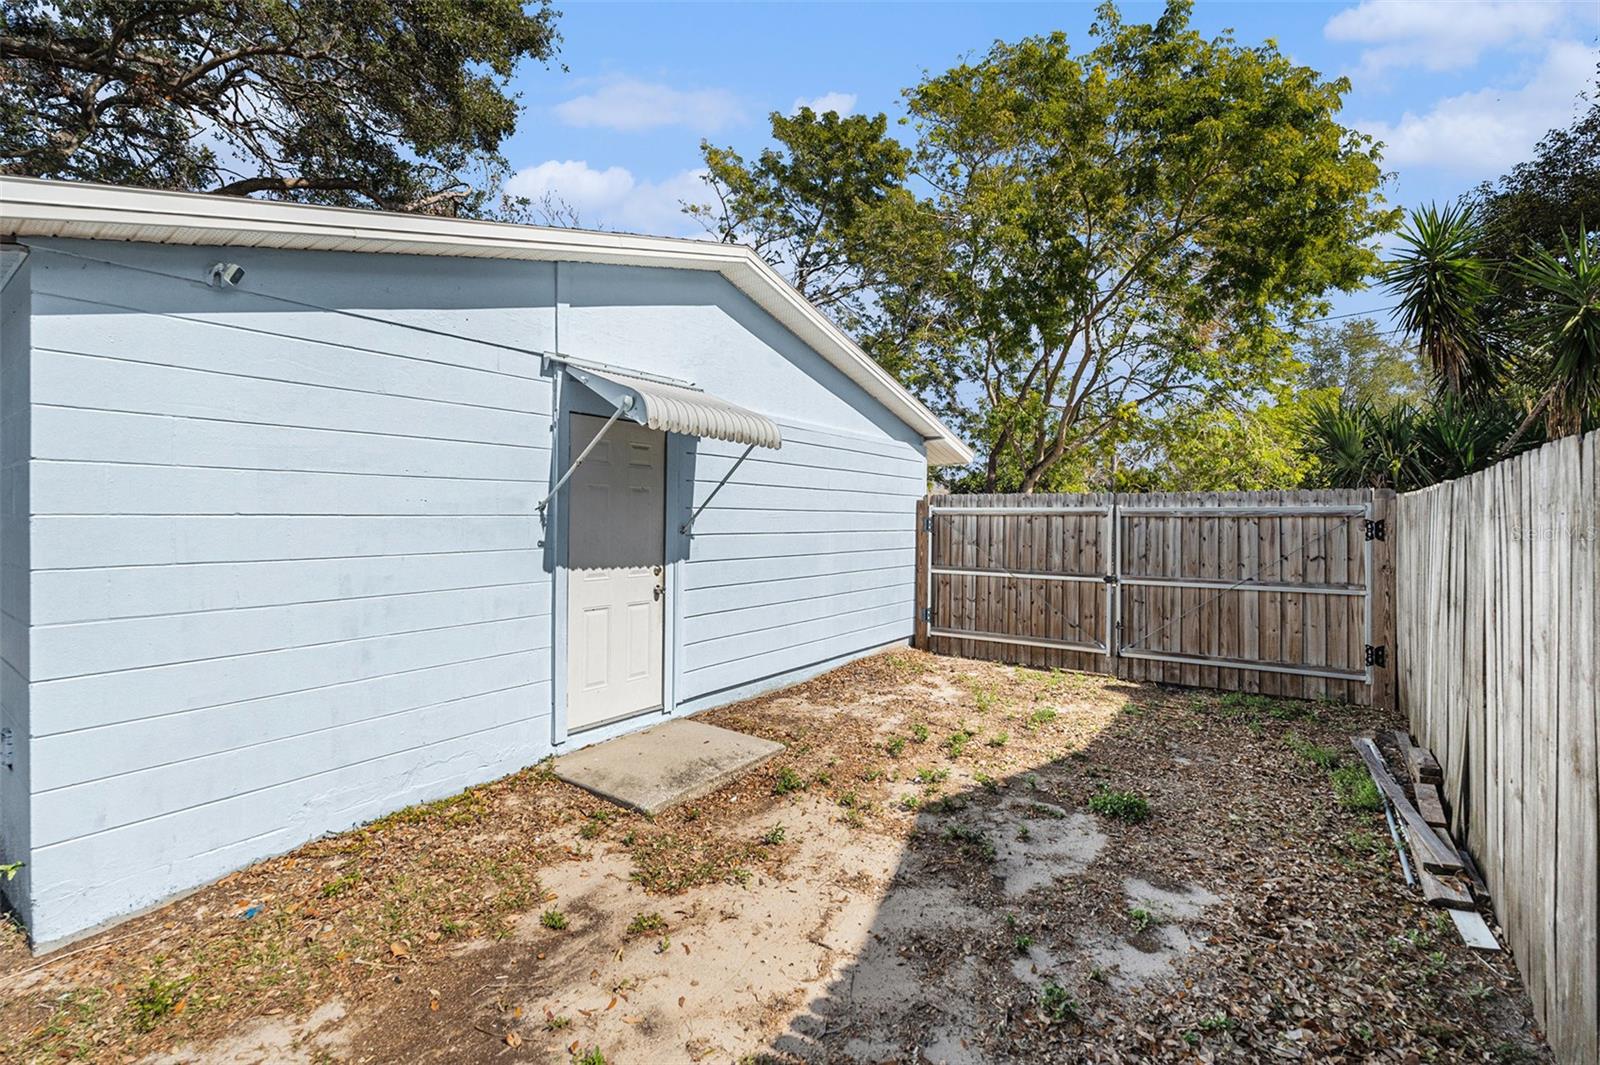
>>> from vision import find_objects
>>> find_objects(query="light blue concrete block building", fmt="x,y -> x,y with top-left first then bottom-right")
0,177 -> 970,949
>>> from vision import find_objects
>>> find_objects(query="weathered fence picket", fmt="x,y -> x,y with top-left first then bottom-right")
1396,429 -> 1598,1065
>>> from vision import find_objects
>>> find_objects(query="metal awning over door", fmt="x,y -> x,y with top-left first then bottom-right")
538,354 -> 783,526
554,355 -> 782,450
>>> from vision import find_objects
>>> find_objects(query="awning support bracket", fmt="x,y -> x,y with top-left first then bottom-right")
680,443 -> 756,538
535,396 -> 633,526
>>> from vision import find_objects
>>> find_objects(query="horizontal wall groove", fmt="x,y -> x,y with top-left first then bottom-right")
31,578 -> 548,629
32,611 -> 548,684
684,527 -> 909,538
33,512 -> 533,519
34,545 -> 541,573
682,570 -> 911,618
684,601 -> 915,652
33,344 -> 549,418
33,646 -> 552,740
34,287 -> 551,387
30,457 -> 543,485
32,709 -> 550,853
33,402 -> 552,453
34,678 -> 549,797
683,615 -> 907,677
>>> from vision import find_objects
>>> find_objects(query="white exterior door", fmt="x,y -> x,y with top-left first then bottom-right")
565,413 -> 666,731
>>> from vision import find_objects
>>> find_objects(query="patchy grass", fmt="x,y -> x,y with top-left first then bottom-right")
1332,764 -> 1384,812
627,830 -> 762,894
1286,732 -> 1343,770
759,824 -> 786,846
1025,706 -> 1059,729
1088,788 -> 1151,823
945,729 -> 974,759
539,908 -> 568,931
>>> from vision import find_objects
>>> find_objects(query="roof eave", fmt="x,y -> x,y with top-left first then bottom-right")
0,177 -> 974,466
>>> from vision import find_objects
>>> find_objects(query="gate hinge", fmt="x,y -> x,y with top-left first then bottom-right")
1364,644 -> 1387,668
1363,519 -> 1386,541
923,515 -> 933,532
921,606 -> 933,623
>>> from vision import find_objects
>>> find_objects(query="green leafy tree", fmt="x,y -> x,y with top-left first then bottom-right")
1474,84 -> 1599,262
0,0 -> 560,215
691,107 -> 910,315
700,2 -> 1394,492
1296,317 -> 1428,410
1113,390 -> 1331,492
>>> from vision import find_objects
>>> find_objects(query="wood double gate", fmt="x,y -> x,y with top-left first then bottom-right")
912,490 -> 1396,707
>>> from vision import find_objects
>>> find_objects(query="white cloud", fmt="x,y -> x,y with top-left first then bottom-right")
1359,40 -> 1597,175
505,160 -> 711,236
552,78 -> 744,133
1325,0 -> 1566,79
790,91 -> 857,116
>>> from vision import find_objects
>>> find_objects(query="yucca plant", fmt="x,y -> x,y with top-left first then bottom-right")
1515,226 -> 1600,436
1299,393 -> 1528,490
1383,203 -> 1500,397
1299,398 -> 1372,488
1413,393 -> 1525,482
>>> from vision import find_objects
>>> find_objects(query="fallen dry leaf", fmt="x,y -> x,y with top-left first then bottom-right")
504,1031 -> 521,1048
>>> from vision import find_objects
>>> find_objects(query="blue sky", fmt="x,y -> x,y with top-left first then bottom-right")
501,1 -> 1599,318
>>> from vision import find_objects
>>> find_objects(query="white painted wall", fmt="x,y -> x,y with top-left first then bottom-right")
2,241 -> 928,946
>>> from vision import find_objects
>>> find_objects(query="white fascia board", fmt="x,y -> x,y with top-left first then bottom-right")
0,177 -> 973,465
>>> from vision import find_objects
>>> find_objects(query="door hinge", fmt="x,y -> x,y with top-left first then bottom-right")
1363,519 -> 1386,541
1364,644 -> 1387,668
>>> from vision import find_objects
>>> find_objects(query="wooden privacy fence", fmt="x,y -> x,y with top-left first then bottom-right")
912,489 -> 1396,708
1397,430 -> 1598,1065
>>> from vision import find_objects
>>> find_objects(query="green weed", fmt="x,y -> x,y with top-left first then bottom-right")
1088,788 -> 1151,823
772,767 -> 806,795
942,823 -> 996,862
1332,765 -> 1383,811
1286,733 -> 1342,770
626,912 -> 666,936
129,972 -> 192,1033
1038,982 -> 1080,1024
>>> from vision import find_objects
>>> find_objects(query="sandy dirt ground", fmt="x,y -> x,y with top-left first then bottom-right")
0,650 -> 1551,1063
